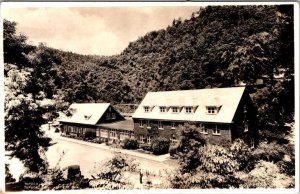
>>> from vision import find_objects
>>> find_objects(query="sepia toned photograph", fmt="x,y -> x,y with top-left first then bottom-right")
2,2 -> 298,192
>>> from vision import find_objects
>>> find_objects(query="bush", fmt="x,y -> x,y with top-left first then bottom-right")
122,138 -> 139,149
55,128 -> 59,133
151,137 -> 170,155
84,131 -> 96,140
169,145 -> 178,158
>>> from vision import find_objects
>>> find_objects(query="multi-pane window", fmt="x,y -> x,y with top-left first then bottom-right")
146,120 -> 151,128
171,122 -> 176,129
106,113 -> 111,120
213,126 -> 221,135
140,135 -> 145,143
146,136 -> 152,144
139,120 -> 143,127
206,106 -> 217,114
185,106 -> 193,113
200,127 -> 208,134
158,121 -> 163,129
144,106 -> 150,112
159,106 -> 167,113
111,112 -> 116,119
120,131 -> 129,140
172,107 -> 179,113
110,129 -> 117,139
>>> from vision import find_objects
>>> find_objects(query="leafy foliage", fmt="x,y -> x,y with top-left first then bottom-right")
89,153 -> 139,189
151,137 -> 170,155
122,138 -> 139,150
175,123 -> 206,173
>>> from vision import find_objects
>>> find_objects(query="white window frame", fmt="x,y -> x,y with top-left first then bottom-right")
140,135 -> 145,143
200,127 -> 208,134
144,106 -> 150,113
139,120 -> 143,128
212,125 -> 221,135
109,129 -> 117,139
146,120 -> 151,128
120,131 -> 129,140
158,121 -> 164,129
185,106 -> 193,114
171,122 -> 176,129
146,136 -> 152,144
159,106 -> 167,113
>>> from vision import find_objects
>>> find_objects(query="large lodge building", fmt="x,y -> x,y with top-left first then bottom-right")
59,86 -> 258,147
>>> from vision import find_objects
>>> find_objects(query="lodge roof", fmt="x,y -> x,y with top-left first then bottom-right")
132,87 -> 246,124
59,103 -> 111,125
97,119 -> 134,131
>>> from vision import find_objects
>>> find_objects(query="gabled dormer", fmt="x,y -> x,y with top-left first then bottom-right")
205,106 -> 222,115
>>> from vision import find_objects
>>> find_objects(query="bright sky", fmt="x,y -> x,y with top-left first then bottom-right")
3,5 -> 200,56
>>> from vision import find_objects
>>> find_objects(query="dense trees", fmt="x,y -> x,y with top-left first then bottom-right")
4,4 -> 295,189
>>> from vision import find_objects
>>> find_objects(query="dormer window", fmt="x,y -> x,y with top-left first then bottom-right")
172,107 -> 179,113
159,106 -> 167,113
185,106 -> 193,114
206,106 -> 220,114
84,115 -> 92,120
144,106 -> 150,113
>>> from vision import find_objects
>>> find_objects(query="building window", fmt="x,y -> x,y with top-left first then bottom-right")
111,112 -> 116,119
101,130 -> 108,138
185,106 -> 193,113
206,106 -> 217,114
144,106 -> 150,113
172,107 -> 179,113
106,113 -> 111,120
96,129 -> 100,137
146,120 -> 151,128
159,106 -> 167,113
158,121 -> 163,129
110,129 -> 117,139
146,136 -> 152,144
139,120 -> 143,128
212,126 -> 221,135
140,135 -> 145,143
244,122 -> 249,132
120,131 -> 129,140
250,138 -> 255,148
200,127 -> 208,134
171,122 -> 176,129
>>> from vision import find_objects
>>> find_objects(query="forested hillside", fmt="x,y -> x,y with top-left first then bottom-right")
4,5 -> 294,138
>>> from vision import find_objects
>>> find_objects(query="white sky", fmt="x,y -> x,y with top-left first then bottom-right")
3,6 -> 200,56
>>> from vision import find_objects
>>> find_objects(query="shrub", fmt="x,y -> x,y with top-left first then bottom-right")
122,138 -> 139,149
55,128 -> 59,133
84,131 -> 96,140
169,145 -> 178,158
151,137 -> 170,155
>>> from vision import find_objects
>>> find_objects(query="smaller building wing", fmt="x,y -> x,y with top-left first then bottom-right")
59,103 -> 111,125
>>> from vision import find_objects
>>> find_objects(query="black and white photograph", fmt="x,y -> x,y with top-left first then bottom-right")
1,2 -> 299,192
